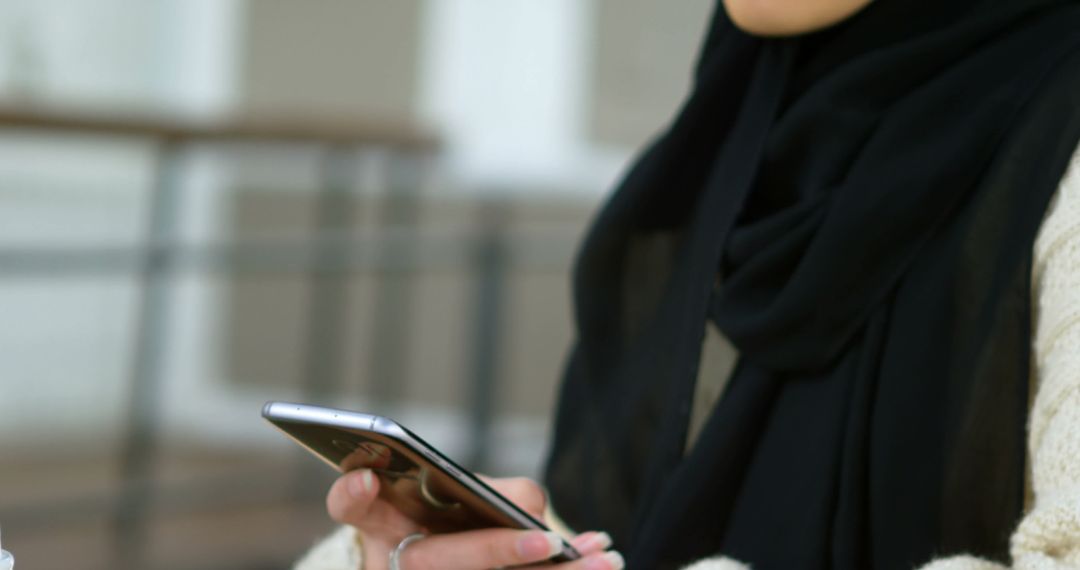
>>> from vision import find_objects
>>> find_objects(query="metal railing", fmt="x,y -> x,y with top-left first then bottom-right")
0,105 -> 447,569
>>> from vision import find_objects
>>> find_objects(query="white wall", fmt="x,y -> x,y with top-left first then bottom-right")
0,0 -> 243,446
419,0 -> 626,195
0,0 -> 240,115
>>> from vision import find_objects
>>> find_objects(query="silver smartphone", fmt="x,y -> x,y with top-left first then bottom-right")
262,401 -> 581,563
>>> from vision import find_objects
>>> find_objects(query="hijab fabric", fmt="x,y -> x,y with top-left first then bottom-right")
544,1 -> 1080,568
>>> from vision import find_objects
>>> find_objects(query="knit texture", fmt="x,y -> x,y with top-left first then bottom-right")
681,558 -> 752,570
1007,145 -> 1080,570
293,147 -> 1080,570
293,525 -> 361,570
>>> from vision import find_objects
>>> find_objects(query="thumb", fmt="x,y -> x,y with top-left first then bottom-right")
327,469 -> 380,527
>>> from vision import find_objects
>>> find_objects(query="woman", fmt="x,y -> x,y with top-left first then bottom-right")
297,0 -> 1080,568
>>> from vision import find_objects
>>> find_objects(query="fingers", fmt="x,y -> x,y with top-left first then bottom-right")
327,470 -> 419,538
519,550 -> 626,570
327,469 -> 379,527
328,471 -> 623,570
573,551 -> 626,570
483,476 -> 548,517
520,532 -> 620,570
571,531 -> 614,555
397,527 -> 625,570
398,528 -> 567,570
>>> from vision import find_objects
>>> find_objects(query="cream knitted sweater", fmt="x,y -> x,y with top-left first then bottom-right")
295,148 -> 1080,570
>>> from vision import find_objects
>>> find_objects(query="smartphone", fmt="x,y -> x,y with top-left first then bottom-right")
262,401 -> 580,563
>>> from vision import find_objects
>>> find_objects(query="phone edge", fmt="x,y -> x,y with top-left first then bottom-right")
261,401 -> 581,562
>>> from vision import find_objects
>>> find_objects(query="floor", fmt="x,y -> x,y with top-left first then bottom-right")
1,447 -> 338,570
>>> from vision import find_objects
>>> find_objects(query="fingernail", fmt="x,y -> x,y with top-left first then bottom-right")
348,471 -> 371,498
604,551 -> 626,569
361,470 -> 374,492
585,551 -> 625,570
584,531 -> 613,551
516,531 -> 562,559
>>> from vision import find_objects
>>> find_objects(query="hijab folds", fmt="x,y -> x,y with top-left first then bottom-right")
545,1 -> 1080,568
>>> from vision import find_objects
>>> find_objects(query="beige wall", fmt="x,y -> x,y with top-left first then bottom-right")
224,191 -> 591,417
587,0 -> 715,147
238,0 -> 718,148
239,0 -> 423,120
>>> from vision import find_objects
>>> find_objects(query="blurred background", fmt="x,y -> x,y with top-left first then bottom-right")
0,1 -> 712,568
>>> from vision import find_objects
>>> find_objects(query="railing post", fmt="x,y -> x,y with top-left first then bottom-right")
111,138 -> 185,570
366,151 -> 428,409
465,197 -> 511,472
300,144 -> 359,403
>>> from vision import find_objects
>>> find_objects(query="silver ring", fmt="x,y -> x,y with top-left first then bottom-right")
389,532 -> 426,570
419,468 -> 461,510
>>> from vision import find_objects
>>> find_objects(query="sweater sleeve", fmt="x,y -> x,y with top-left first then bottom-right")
293,526 -> 363,570
1006,144 -> 1080,569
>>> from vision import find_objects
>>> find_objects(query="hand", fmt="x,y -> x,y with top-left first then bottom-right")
326,469 -> 625,570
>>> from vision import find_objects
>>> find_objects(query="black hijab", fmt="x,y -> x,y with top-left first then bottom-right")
544,1 -> 1080,569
